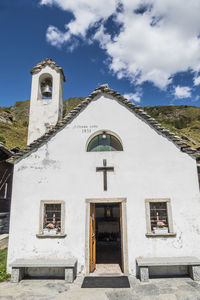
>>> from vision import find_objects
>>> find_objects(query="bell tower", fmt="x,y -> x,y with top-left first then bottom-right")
27,58 -> 65,145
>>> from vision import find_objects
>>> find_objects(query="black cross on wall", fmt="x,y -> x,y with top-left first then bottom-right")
96,159 -> 114,191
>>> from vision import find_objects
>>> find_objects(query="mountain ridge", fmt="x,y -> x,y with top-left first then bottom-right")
0,98 -> 200,150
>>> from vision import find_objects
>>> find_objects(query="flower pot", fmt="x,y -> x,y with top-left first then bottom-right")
43,228 -> 57,235
153,227 -> 169,234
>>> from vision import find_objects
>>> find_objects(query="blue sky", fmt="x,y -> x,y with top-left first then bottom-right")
1,0 -> 200,107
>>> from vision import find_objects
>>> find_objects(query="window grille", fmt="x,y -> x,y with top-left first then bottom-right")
145,198 -> 175,236
43,204 -> 61,233
150,202 -> 168,230
150,202 -> 168,232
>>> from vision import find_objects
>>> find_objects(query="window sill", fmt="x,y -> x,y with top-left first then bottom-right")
36,234 -> 66,239
146,233 -> 176,238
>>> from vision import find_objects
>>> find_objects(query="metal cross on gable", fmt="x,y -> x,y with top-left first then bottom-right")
96,159 -> 114,191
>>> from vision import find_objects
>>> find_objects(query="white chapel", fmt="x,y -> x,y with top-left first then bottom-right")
7,59 -> 200,280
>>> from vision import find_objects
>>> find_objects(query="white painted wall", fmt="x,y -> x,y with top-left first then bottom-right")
27,65 -> 63,145
7,94 -> 200,276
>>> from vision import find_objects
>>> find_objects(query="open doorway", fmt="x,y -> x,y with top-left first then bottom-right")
90,202 -> 123,274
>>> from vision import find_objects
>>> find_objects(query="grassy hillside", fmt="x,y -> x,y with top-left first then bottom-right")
0,99 -> 200,150
0,97 -> 84,149
63,97 -> 85,116
144,105 -> 200,148
0,100 -> 30,149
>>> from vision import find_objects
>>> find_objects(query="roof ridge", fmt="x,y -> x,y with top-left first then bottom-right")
8,86 -> 200,163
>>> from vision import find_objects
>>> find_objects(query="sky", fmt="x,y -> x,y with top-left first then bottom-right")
1,0 -> 200,107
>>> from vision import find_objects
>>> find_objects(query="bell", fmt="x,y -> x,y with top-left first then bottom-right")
41,84 -> 52,98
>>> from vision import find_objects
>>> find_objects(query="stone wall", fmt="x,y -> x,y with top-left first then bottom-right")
0,213 -> 10,234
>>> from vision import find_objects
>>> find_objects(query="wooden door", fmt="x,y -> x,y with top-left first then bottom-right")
120,203 -> 124,272
90,203 -> 96,272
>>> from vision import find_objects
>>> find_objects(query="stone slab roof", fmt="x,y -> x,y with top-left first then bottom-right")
30,58 -> 66,82
0,143 -> 14,162
0,143 -> 13,156
8,84 -> 200,164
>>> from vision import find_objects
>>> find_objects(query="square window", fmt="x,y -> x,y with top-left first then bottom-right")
39,201 -> 65,236
150,202 -> 168,233
145,199 -> 174,236
44,204 -> 61,234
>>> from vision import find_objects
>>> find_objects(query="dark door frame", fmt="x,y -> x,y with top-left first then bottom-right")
85,198 -> 128,275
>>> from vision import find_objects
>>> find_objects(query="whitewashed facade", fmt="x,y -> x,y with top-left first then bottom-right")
7,60 -> 200,277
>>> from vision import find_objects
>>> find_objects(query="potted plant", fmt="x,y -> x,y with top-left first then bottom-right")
153,221 -> 168,234
43,223 -> 57,235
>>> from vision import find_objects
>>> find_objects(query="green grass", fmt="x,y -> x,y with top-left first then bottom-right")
0,122 -> 28,149
1,100 -> 200,149
144,105 -> 200,148
0,97 -> 84,149
0,248 -> 10,282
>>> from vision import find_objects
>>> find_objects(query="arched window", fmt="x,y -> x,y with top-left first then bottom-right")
87,131 -> 123,152
39,73 -> 53,99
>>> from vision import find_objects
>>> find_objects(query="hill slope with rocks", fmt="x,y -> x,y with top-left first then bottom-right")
0,98 -> 200,150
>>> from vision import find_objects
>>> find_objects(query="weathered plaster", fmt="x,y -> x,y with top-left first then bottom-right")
27,65 -> 63,145
7,94 -> 200,276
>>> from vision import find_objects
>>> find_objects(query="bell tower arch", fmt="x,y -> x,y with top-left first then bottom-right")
27,58 -> 65,145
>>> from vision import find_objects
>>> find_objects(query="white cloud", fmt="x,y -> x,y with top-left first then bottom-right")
123,92 -> 141,103
46,26 -> 70,47
195,95 -> 200,101
194,76 -> 200,86
40,0 -> 200,89
40,0 -> 118,38
93,25 -> 111,48
174,86 -> 192,99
